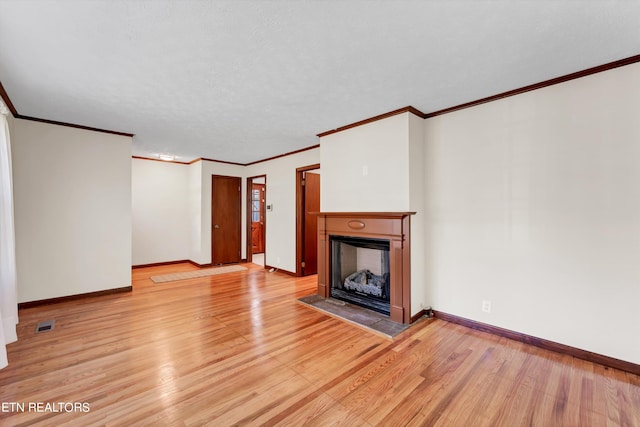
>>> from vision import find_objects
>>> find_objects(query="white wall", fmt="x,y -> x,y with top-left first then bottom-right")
245,147 -> 320,273
424,62 -> 640,364
132,159 -> 190,265
12,119 -> 132,302
320,114 -> 410,211
188,161 -> 203,263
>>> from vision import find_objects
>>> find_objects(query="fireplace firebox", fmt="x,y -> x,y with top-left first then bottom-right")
330,236 -> 391,315
316,212 -> 414,324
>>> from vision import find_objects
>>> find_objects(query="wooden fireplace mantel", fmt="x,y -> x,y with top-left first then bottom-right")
315,212 -> 415,324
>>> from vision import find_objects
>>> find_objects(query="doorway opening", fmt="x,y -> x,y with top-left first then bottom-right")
296,164 -> 320,276
246,175 -> 266,267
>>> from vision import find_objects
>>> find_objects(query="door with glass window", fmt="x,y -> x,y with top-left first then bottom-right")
251,183 -> 265,253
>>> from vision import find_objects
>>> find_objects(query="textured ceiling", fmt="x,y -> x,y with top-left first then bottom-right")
1,1 -> 639,164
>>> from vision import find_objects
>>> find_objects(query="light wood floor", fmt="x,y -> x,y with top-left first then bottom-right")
1,263 -> 639,426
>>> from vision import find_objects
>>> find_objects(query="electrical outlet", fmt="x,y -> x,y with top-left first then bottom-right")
482,300 -> 491,313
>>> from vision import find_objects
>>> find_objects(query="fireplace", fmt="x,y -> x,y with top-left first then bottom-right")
316,212 -> 414,324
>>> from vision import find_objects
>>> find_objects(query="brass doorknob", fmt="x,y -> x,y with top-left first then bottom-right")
214,224 -> 220,229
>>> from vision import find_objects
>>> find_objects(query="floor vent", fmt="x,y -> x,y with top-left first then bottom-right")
35,320 -> 55,333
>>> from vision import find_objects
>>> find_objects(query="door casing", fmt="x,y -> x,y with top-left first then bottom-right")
296,163 -> 321,276
245,175 -> 267,264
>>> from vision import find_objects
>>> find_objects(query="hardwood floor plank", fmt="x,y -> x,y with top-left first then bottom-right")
264,392 -> 343,426
1,262 -> 639,426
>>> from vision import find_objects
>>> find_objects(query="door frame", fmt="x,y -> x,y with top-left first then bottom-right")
245,174 -> 267,265
295,163 -> 320,277
211,174 -> 242,265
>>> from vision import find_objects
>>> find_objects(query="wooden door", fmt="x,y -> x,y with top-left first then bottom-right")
250,183 -> 265,253
303,172 -> 320,275
212,175 -> 241,265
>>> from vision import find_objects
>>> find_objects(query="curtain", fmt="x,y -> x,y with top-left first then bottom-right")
0,104 -> 18,369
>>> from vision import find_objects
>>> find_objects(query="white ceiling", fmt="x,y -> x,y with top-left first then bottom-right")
1,1 -> 639,164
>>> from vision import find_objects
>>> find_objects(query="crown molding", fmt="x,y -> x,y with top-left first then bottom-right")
425,53 -> 640,118
244,144 -> 320,166
132,155 -> 190,165
134,144 -> 321,167
7,53 -> 640,163
0,81 -> 134,136
316,54 -> 640,137
317,106 -> 426,138
197,157 -> 246,166
16,114 -> 134,137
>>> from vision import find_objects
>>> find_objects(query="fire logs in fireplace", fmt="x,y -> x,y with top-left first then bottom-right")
344,269 -> 389,298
